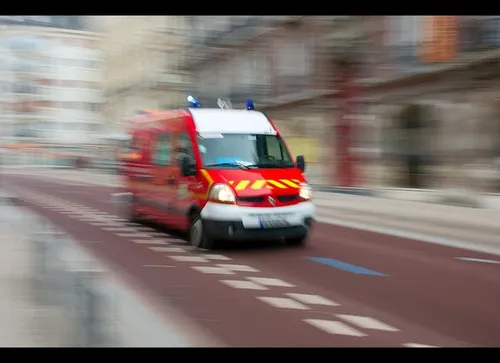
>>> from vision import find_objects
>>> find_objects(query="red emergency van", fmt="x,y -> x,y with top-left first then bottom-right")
122,100 -> 315,250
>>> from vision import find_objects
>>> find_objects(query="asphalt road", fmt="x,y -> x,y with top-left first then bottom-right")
4,173 -> 500,347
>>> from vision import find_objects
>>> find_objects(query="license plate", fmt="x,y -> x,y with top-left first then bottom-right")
259,215 -> 290,229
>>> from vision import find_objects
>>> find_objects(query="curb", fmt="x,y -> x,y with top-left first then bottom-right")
312,185 -> 376,196
313,185 -> 487,209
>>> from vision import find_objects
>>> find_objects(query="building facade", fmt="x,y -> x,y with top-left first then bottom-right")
0,19 -> 102,145
185,16 -> 500,193
99,16 -> 190,137
183,16 -> 360,185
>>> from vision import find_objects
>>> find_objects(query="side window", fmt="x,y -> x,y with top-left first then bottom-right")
176,133 -> 194,162
154,133 -> 172,166
264,135 -> 289,161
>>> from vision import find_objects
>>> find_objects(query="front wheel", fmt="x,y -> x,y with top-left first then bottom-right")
189,215 -> 216,250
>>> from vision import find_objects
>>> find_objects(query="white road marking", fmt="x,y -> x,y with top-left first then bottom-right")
148,246 -> 186,253
285,293 -> 340,307
403,343 -> 439,348
111,192 -> 131,197
116,233 -> 152,238
257,297 -> 310,310
134,227 -> 156,232
336,314 -> 399,332
169,256 -> 209,263
82,217 -> 111,222
220,280 -> 269,290
166,239 -> 186,244
246,277 -> 295,288
131,239 -> 168,245
102,227 -> 138,232
455,257 -> 500,264
149,232 -> 168,237
304,319 -> 367,337
106,218 -> 128,223
191,266 -> 235,275
90,222 -> 122,226
143,264 -> 175,268
202,254 -> 232,261
216,264 -> 259,272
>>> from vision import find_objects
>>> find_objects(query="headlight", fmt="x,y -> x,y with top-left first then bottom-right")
299,182 -> 312,200
209,183 -> 236,204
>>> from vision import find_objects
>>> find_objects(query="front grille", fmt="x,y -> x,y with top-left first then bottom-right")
238,196 -> 266,203
237,194 -> 299,203
277,195 -> 299,202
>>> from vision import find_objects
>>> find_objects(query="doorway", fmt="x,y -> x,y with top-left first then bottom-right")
393,104 -> 430,188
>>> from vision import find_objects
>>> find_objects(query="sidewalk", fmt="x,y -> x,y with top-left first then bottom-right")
0,194 -> 215,347
314,191 -> 500,255
0,202 -> 68,346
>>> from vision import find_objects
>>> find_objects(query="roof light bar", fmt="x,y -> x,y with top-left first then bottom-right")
187,95 -> 200,108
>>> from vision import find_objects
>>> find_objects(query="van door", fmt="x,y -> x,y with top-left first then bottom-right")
152,132 -> 176,226
171,132 -> 197,230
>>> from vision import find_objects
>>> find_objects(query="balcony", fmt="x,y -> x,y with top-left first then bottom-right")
181,30 -> 231,71
460,16 -> 500,54
370,17 -> 500,85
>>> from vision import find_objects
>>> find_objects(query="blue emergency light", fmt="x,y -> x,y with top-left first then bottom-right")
246,99 -> 255,110
187,95 -> 200,108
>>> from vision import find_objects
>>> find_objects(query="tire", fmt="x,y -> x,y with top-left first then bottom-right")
285,236 -> 308,247
189,214 -> 216,250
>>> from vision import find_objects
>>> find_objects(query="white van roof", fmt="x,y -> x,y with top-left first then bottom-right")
188,108 -> 277,135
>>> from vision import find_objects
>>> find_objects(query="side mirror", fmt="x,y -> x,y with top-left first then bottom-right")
296,155 -> 306,172
180,155 -> 197,177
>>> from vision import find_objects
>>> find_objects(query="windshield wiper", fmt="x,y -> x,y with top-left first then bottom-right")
205,162 -> 250,169
247,162 -> 294,169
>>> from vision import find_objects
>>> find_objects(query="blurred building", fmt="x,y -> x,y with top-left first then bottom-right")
0,17 -> 102,145
99,16 -> 190,137
183,16 -> 359,185
358,16 -> 500,193
185,16 -> 500,193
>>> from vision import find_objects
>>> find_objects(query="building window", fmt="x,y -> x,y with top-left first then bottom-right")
275,37 -> 310,76
388,16 -> 420,70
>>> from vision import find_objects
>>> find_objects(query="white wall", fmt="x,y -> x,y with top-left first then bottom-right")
42,37 -> 103,143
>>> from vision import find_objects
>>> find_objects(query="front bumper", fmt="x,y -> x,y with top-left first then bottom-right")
200,201 -> 315,241
203,217 -> 313,241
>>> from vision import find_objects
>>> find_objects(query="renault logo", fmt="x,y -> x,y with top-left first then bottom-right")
268,196 -> 276,207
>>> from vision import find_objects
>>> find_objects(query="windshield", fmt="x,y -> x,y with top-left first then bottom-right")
198,133 -> 294,169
